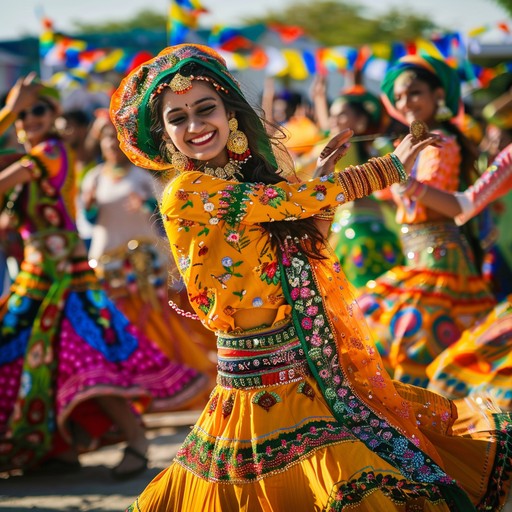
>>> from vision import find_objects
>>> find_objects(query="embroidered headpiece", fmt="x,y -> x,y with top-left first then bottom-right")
109,44 -> 244,171
380,54 -> 461,125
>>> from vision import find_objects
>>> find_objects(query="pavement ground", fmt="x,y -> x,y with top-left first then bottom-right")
0,410 -> 201,512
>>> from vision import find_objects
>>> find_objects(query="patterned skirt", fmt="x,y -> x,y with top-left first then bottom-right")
94,240 -> 217,382
330,204 -> 404,289
357,221 -> 496,387
0,256 -> 208,472
427,295 -> 512,410
126,322 -> 511,512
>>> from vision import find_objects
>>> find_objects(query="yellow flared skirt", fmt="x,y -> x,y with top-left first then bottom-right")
127,376 -> 506,511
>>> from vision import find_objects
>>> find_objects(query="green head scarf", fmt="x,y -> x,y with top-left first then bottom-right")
331,85 -> 382,129
381,54 -> 461,123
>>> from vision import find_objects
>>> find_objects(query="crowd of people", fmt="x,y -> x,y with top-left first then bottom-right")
0,41 -> 512,511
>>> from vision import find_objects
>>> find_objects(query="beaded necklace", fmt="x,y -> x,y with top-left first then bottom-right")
201,158 -> 244,181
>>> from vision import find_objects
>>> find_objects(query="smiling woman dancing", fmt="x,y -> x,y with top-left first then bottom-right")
111,44 -> 512,511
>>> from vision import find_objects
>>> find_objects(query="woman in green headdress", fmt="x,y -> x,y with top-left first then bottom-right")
358,54 -> 496,387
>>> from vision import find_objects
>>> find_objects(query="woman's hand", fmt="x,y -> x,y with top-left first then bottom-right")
314,129 -> 354,178
5,73 -> 43,116
392,133 -> 440,175
309,75 -> 326,102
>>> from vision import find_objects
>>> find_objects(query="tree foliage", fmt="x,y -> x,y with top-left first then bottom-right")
244,1 -> 440,46
488,0 -> 512,15
72,9 -> 167,34
70,1 -> 442,47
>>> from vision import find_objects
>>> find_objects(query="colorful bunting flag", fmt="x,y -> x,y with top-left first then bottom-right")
268,24 -> 305,43
279,49 -> 309,80
415,39 -> 444,60
249,47 -> 269,69
39,17 -> 57,58
468,26 -> 488,37
37,13 -> 512,95
497,22 -> 511,34
168,0 -> 207,45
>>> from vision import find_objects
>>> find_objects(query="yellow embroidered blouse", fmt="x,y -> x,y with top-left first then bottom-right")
161,162 -> 399,333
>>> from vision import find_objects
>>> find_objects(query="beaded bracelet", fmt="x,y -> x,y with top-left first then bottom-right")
397,177 -> 427,200
389,153 -> 408,182
20,156 -> 42,179
168,299 -> 200,320
410,180 -> 427,200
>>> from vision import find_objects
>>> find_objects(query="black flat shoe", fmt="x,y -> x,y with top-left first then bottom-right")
111,445 -> 148,481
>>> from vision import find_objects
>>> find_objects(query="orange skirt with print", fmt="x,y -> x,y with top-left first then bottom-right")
126,323 -> 512,512
427,295 -> 512,410
358,222 -> 496,388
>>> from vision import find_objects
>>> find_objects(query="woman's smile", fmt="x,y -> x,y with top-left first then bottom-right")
161,82 -> 231,166
189,131 -> 216,146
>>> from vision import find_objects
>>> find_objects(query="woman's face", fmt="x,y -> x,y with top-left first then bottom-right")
161,81 -> 231,168
393,73 -> 441,126
329,100 -> 366,134
15,99 -> 57,146
482,124 -> 512,160
99,123 -> 129,165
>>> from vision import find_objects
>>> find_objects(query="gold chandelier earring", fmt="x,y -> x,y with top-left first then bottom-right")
435,98 -> 452,122
16,129 -> 27,145
165,141 -> 192,172
226,117 -> 251,162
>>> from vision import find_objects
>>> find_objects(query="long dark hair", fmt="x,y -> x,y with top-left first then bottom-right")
149,63 -> 327,259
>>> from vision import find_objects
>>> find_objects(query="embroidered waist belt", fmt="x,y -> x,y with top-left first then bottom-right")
216,323 -> 310,389
399,221 -> 468,253
12,257 -> 97,298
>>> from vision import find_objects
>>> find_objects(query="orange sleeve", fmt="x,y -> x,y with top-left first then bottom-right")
0,107 -> 16,137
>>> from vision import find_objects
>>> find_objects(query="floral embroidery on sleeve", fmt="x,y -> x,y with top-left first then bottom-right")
190,287 -> 215,314
162,171 -> 345,227
258,185 -> 287,207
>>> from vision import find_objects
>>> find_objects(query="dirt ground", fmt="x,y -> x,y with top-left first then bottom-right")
0,410 -> 200,512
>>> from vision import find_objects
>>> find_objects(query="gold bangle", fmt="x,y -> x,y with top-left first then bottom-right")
335,171 -> 353,202
358,166 -> 371,196
365,162 -> 381,190
351,167 -> 365,197
366,159 -> 382,186
314,207 -> 336,221
344,169 -> 360,199
366,166 -> 381,191
379,155 -> 399,187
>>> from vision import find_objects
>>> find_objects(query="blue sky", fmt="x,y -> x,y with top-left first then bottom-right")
1,0 -> 510,41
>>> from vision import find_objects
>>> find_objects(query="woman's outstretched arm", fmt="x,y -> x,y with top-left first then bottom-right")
397,143 -> 512,225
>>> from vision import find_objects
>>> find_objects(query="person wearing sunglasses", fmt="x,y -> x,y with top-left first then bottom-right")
0,75 -> 208,478
17,101 -> 51,120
